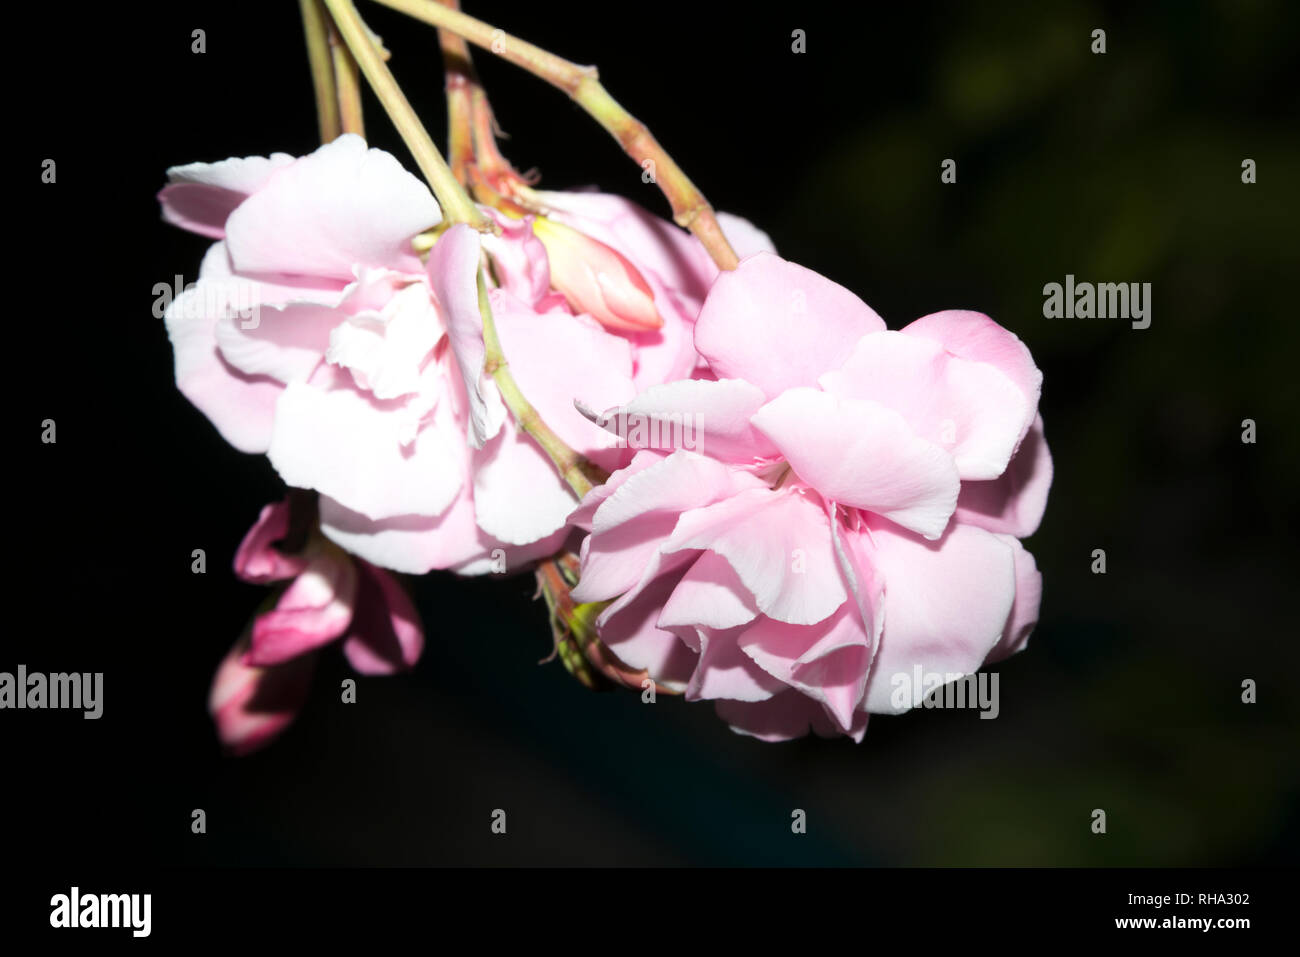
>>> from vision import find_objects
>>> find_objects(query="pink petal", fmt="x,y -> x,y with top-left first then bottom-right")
233,499 -> 309,584
663,487 -> 846,626
327,279 -> 444,400
214,301 -> 338,385
159,151 -> 295,239
828,505 -> 885,670
902,309 -> 1042,446
342,561 -> 425,674
594,548 -> 698,690
319,490 -> 569,576
694,253 -> 886,399
470,421 -> 578,546
715,692 -> 868,742
571,450 -> 764,604
751,387 -> 960,540
985,536 -> 1043,663
819,331 -> 1028,481
685,625 -> 786,702
658,549 -> 759,631
267,378 -> 464,522
226,134 -> 439,282
568,449 -> 664,532
164,243 -> 282,453
491,287 -> 637,463
862,521 -> 1016,714
246,548 -> 359,666
739,605 -> 872,731
580,377 -> 777,463
429,225 -> 505,447
955,414 -> 1053,538
480,210 -> 553,305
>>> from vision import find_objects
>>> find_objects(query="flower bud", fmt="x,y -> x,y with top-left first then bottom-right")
208,630 -> 315,756
531,217 -> 663,332
536,555 -> 677,694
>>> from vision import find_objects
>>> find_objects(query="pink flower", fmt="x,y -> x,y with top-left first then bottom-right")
208,497 -> 424,755
570,252 -> 1052,741
159,135 -> 636,573
160,137 -> 771,575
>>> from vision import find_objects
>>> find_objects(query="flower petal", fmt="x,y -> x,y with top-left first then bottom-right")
163,243 -> 283,453
658,549 -> 759,631
246,548 -> 358,666
159,151 -> 295,239
491,287 -> 637,463
579,377 -> 777,463
751,387 -> 960,539
233,499 -> 309,584
319,491 -> 569,576
862,520 -> 1016,714
820,330 -> 1028,481
571,450 -> 763,603
716,692 -> 868,743
214,301 -> 337,384
226,134 -> 439,281
986,535 -> 1043,663
471,422 -> 578,546
267,378 -> 463,521
663,487 -> 845,626
326,280 -> 443,400
341,561 -> 425,674
694,252 -> 885,399
902,309 -> 1042,446
593,548 -> 698,691
429,224 -> 506,448
954,414 -> 1053,538
685,625 -> 786,702
739,606 -> 873,731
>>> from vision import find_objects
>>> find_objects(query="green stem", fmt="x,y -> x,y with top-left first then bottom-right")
366,0 -> 739,270
299,0 -> 341,142
326,13 -> 365,135
435,0 -> 475,182
476,274 -> 602,498
322,0 -> 490,229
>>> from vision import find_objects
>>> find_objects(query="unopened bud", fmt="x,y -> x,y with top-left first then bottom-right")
531,217 -> 663,332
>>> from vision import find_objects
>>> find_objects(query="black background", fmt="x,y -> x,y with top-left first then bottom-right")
9,0 -> 1298,870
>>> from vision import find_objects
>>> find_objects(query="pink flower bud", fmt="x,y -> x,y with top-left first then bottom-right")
531,217 -> 663,332
208,631 -> 316,756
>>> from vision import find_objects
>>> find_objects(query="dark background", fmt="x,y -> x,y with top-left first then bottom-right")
10,0 -> 1298,866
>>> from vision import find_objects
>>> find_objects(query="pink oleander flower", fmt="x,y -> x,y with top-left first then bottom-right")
570,252 -> 1052,741
208,497 -> 424,755
160,135 -> 769,575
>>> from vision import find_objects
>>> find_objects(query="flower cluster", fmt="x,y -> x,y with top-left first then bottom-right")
159,10 -> 1049,753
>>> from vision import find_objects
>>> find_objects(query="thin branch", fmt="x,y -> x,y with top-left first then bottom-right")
366,0 -> 739,270
299,0 -> 342,142
322,0 -> 491,229
476,274 -> 604,499
326,15 -> 366,136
